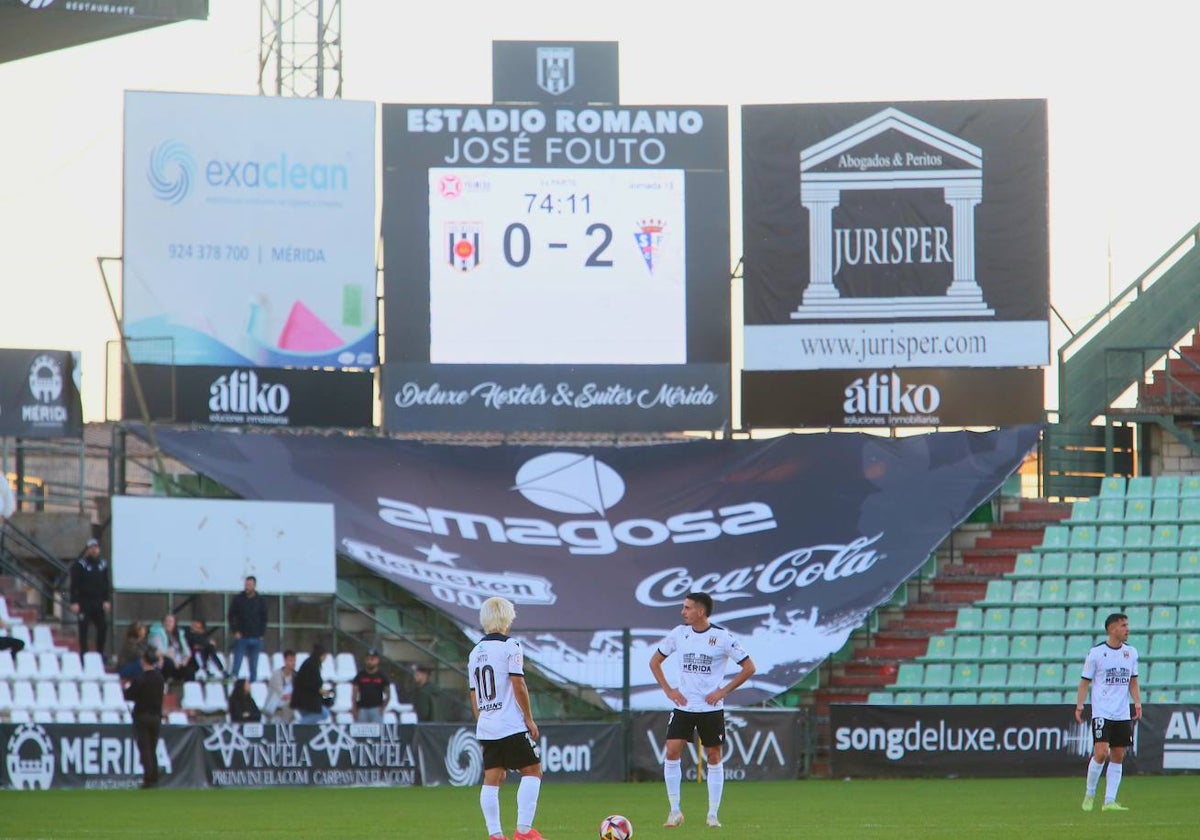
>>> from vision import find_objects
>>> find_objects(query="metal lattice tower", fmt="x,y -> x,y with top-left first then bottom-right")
258,0 -> 342,98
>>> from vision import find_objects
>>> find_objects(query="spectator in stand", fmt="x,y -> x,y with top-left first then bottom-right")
351,648 -> 390,723
265,649 -> 297,723
411,664 -> 440,722
185,619 -> 226,680
0,613 -> 25,656
291,643 -> 331,724
117,622 -> 151,680
228,677 -> 262,723
123,649 -> 165,789
148,613 -> 192,682
228,576 -> 268,683
69,538 -> 111,657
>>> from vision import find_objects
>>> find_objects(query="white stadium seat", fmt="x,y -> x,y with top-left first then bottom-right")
180,682 -> 206,713
99,711 -> 122,724
33,681 -> 58,712
0,651 -> 15,681
59,652 -> 84,682
13,651 -> 38,680
8,710 -> 31,724
81,651 -> 115,681
9,624 -> 32,649
32,710 -> 53,723
78,681 -> 104,712
167,711 -> 189,725
332,682 -> 353,714
75,710 -> 99,724
250,682 -> 268,708
54,710 -> 76,724
0,597 -> 23,626
335,712 -> 354,724
334,652 -> 358,682
57,680 -> 82,711
202,681 -> 228,713
399,711 -> 418,725
0,681 -> 13,711
31,625 -> 61,654
321,655 -> 338,683
10,681 -> 35,710
100,681 -> 128,712
37,653 -> 61,682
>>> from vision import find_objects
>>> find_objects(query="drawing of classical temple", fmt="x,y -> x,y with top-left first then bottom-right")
793,107 -> 994,320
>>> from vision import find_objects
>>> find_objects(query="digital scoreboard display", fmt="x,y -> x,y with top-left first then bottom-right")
427,167 -> 686,364
382,102 -> 730,432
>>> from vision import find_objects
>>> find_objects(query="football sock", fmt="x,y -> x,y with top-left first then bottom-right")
516,775 -> 541,832
1105,761 -> 1123,803
664,758 -> 682,810
706,762 -> 724,815
480,784 -> 502,837
1086,757 -> 1104,795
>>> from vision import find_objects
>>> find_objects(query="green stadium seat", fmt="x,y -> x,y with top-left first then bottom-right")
1153,524 -> 1180,548
1125,498 -> 1152,522
1148,633 -> 1178,657
1126,476 -> 1154,499
1181,552 -> 1200,575
1152,499 -> 1179,522
1040,579 -> 1067,603
894,692 -> 921,705
894,663 -> 924,687
1039,526 -> 1070,550
1073,526 -> 1101,549
1124,526 -> 1152,549
955,607 -> 984,631
923,663 -> 952,688
1096,498 -> 1125,522
1177,660 -> 1200,685
1010,608 -> 1038,631
981,635 -> 1009,660
1096,552 -> 1123,576
1007,690 -> 1036,704
1035,662 -> 1065,687
1150,689 -> 1177,703
1179,632 -> 1200,654
1066,579 -> 1095,603
1152,578 -> 1180,603
1099,476 -> 1127,497
924,635 -> 954,659
1068,553 -> 1097,576
1067,606 -> 1097,632
1123,579 -> 1151,604
1154,475 -> 1181,498
979,663 -> 1007,688
1149,606 -> 1178,630
1034,690 -> 1063,704
1039,608 -> 1067,631
985,608 -> 1013,631
950,691 -> 978,705
1147,661 -> 1177,687
923,691 -> 951,705
985,579 -> 1014,603
1123,552 -> 1151,575
1041,553 -> 1068,576
1178,688 -> 1200,704
1181,476 -> 1200,498
1011,580 -> 1038,603
1009,635 -> 1038,659
1152,552 -> 1180,575
1096,579 -> 1124,604
1069,499 -> 1100,523
1180,525 -> 1200,548
951,663 -> 979,687
867,691 -> 895,704
1179,498 -> 1200,522
1008,662 -> 1036,685
979,690 -> 1006,705
1037,636 -> 1065,660
1180,579 -> 1200,602
1125,605 -> 1150,627
1066,635 -> 1094,661
952,635 -> 982,660
1012,553 -> 1040,575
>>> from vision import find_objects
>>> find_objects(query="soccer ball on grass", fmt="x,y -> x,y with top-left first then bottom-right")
599,814 -> 633,840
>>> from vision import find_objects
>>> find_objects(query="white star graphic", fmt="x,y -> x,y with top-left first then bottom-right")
417,544 -> 459,565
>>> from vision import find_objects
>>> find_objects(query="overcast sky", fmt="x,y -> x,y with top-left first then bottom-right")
3,0 -> 1199,420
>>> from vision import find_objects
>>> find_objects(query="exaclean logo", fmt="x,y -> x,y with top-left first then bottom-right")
147,140 -> 349,203
843,371 -> 940,426
377,452 -> 776,556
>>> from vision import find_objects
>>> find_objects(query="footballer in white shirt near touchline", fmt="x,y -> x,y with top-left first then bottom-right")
1075,612 -> 1142,813
649,591 -> 756,830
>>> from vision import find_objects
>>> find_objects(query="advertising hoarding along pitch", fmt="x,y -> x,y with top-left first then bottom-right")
122,91 -> 377,369
381,62 -> 731,432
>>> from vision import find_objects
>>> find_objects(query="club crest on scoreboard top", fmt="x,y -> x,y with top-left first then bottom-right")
446,222 -> 482,271
536,47 -> 575,96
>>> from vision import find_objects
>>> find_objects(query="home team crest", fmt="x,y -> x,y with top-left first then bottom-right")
446,223 -> 481,271
634,219 -> 665,274
536,47 -> 574,95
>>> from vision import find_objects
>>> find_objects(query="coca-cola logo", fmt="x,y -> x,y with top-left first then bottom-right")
634,534 -> 884,606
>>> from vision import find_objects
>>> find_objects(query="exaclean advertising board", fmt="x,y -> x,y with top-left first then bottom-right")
122,91 -> 377,369
381,43 -> 730,432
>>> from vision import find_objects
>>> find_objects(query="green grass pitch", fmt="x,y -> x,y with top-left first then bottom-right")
0,776 -> 1194,839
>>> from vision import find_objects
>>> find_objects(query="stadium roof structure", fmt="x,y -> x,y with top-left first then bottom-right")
0,0 -> 208,65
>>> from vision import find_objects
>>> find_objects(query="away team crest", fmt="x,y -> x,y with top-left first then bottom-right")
635,219 -> 666,274
446,222 -> 481,271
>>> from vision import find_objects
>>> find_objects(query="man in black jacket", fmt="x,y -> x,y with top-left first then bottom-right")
228,575 -> 268,682
69,539 -> 111,656
123,650 -> 165,788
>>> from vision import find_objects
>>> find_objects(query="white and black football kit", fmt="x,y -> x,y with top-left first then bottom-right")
657,622 -> 751,746
468,632 -> 540,770
1081,641 -> 1139,747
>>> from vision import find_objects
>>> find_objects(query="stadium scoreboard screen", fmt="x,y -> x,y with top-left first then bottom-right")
382,43 -> 730,432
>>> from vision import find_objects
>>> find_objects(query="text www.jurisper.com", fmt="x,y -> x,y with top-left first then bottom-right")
834,722 -> 1069,760
800,332 -> 987,364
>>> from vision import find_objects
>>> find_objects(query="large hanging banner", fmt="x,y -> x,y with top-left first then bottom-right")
0,349 -> 82,439
122,91 -> 377,369
142,424 -> 1038,709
